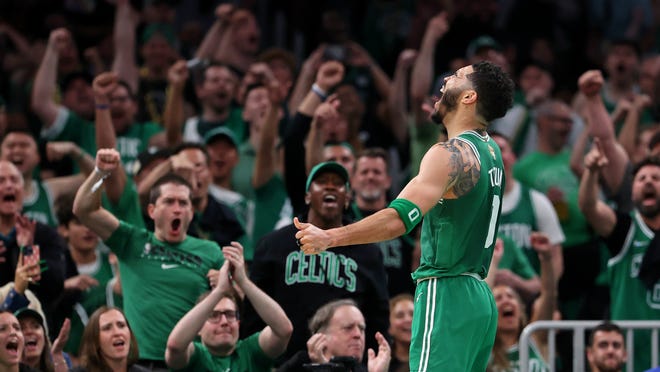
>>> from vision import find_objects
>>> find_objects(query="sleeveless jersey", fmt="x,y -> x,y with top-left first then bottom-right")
412,131 -> 505,281
500,340 -> 549,372
608,210 -> 660,372
498,184 -> 540,272
23,180 -> 58,227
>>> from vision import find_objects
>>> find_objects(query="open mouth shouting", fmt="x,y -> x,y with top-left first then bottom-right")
4,337 -> 22,362
322,193 -> 339,209
112,338 -> 127,351
23,336 -> 39,353
170,218 -> 182,237
0,192 -> 19,214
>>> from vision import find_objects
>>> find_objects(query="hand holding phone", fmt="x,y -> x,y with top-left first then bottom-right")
21,245 -> 41,282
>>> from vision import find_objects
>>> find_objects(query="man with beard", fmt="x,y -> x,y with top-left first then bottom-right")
579,145 -> 660,372
587,323 -> 627,372
349,148 -> 419,296
241,162 -> 389,365
295,61 -> 514,371
73,149 -> 224,370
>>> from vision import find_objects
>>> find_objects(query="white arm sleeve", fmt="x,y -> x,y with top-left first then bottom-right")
40,106 -> 69,140
530,188 -> 566,246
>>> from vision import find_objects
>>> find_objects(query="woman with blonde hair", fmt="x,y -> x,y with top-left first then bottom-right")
488,232 -> 559,372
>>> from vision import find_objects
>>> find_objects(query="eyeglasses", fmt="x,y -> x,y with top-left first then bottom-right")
208,310 -> 239,323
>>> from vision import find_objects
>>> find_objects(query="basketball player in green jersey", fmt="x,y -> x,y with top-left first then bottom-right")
294,61 -> 514,371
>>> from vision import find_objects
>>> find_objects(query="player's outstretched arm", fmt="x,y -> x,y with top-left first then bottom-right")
296,139 -> 474,253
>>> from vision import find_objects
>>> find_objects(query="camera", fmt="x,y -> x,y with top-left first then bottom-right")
323,44 -> 348,62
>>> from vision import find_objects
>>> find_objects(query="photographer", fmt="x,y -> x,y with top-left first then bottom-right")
277,299 -> 390,372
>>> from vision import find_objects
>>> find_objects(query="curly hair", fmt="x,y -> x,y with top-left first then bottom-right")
469,61 -> 514,123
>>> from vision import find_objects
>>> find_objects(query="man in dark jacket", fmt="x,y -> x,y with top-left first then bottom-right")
241,162 -> 390,364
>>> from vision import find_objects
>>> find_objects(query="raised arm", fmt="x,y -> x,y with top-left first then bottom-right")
305,97 -> 340,174
195,4 -> 234,60
224,242 -> 292,357
165,260 -> 230,370
346,41 -> 392,100
578,70 -> 630,193
297,60 -> 345,117
91,72 -> 129,204
618,94 -> 651,159
296,138 -> 473,251
31,28 -> 70,127
46,142 -> 94,175
578,140 -> 617,237
136,152 -> 196,205
252,65 -> 284,189
287,46 -> 325,115
111,0 -> 139,94
72,149 -> 121,240
387,49 -> 418,145
164,60 -> 189,148
529,231 -> 558,357
410,12 -> 449,112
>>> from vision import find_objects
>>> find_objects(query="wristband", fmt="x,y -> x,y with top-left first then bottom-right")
91,166 -> 111,193
389,198 -> 422,234
311,83 -> 328,101
95,103 -> 110,110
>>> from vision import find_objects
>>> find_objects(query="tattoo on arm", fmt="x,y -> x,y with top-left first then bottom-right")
439,139 -> 481,197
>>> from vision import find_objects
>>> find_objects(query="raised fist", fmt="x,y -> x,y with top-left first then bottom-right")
96,148 -> 121,173
578,70 -> 604,98
93,72 -> 119,100
315,61 -> 345,92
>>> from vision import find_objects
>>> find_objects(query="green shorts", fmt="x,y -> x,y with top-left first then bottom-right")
409,275 -> 497,372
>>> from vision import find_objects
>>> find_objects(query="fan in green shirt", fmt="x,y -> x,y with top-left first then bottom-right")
165,242 -> 293,371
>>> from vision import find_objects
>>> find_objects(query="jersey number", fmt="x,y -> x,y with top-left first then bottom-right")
484,195 -> 500,248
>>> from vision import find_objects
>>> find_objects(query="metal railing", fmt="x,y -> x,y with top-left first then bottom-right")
518,320 -> 660,372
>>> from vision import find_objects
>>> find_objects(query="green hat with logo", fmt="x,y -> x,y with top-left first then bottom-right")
306,161 -> 350,192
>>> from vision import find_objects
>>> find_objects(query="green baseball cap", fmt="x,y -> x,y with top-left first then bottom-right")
203,127 -> 239,148
306,161 -> 350,192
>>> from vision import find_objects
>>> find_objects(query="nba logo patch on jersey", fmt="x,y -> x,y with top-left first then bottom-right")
488,144 -> 496,159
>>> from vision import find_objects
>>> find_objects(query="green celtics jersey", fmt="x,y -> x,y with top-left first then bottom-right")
173,333 -> 274,372
43,108 -> 163,175
412,131 -> 505,281
101,179 -> 145,229
513,150 -> 592,247
498,183 -> 541,272
497,234 -> 537,280
494,340 -> 549,372
104,221 -> 224,360
23,180 -> 58,227
64,251 -> 122,355
608,211 -> 660,372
